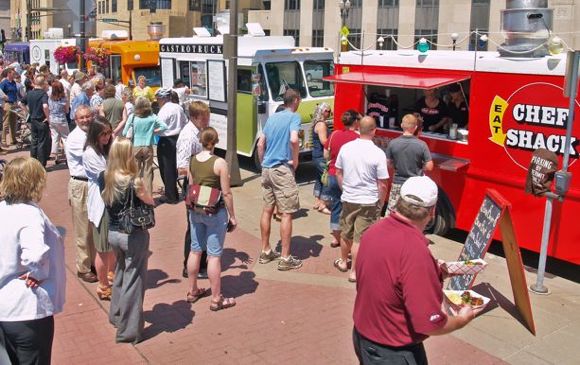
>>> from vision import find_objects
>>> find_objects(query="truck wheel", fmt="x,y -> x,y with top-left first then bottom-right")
426,188 -> 455,236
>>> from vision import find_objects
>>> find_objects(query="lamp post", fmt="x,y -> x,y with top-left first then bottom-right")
337,0 -> 351,54
451,32 -> 459,51
338,0 -> 351,27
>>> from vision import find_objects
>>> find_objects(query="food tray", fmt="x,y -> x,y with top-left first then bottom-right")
443,290 -> 490,310
442,258 -> 487,275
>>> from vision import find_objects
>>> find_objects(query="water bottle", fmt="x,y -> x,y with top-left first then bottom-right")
449,123 -> 458,140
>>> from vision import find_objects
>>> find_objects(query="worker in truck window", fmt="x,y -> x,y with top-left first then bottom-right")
414,88 -> 449,134
133,75 -> 154,102
446,83 -> 469,129
366,93 -> 389,129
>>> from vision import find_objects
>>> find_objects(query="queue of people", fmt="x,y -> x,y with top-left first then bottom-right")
0,73 -> 482,364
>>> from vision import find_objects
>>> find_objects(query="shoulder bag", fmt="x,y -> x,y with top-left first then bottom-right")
118,173 -> 155,234
320,131 -> 335,187
185,183 -> 222,215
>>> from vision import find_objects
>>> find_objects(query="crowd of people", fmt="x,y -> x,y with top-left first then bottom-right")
0,58 -> 481,364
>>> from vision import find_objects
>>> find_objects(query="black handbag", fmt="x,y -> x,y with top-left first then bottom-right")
118,178 -> 155,234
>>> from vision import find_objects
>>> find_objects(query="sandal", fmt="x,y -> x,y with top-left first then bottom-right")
210,295 -> 236,312
333,258 -> 348,273
330,241 -> 340,248
107,271 -> 115,286
318,207 -> 331,215
97,285 -> 112,301
186,288 -> 210,303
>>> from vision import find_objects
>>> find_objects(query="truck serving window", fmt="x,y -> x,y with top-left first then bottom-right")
304,60 -> 334,98
265,61 -> 306,101
177,61 -> 208,98
134,67 -> 162,88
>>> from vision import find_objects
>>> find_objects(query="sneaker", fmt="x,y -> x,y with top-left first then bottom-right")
259,250 -> 281,264
277,256 -> 303,271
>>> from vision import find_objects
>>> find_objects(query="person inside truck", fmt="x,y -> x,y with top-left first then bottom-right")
414,88 -> 449,134
446,83 -> 469,129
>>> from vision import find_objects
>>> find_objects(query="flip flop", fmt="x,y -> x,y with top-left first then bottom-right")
186,288 -> 210,303
348,277 -> 357,283
330,240 -> 340,248
334,258 -> 348,273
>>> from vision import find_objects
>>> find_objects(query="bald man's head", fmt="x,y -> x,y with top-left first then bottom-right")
359,116 -> 377,136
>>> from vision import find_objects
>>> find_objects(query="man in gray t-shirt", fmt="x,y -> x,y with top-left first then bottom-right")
385,114 -> 433,213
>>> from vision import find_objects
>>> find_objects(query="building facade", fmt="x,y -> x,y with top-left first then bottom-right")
248,0 -> 580,52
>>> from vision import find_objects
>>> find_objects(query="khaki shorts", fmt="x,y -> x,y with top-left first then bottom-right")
262,164 -> 300,214
340,201 -> 380,243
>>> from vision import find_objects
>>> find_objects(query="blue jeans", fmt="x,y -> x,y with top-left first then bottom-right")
189,208 -> 228,257
313,157 -> 331,201
327,174 -> 342,231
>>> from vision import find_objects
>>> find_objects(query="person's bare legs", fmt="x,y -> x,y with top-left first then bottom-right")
187,251 -> 202,292
279,212 -> 293,258
349,241 -> 360,281
95,252 -> 111,287
106,251 -> 116,282
207,256 -> 222,302
260,205 -> 275,252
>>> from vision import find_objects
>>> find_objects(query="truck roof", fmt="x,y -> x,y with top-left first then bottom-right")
160,36 -> 334,65
339,50 -> 568,76
89,39 -> 159,55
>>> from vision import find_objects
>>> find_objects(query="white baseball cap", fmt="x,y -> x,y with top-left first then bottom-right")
400,176 -> 438,207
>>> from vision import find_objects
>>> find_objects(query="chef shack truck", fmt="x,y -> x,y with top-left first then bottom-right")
325,46 -> 580,265
158,26 -> 335,163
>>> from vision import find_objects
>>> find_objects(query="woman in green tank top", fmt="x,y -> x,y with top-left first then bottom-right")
185,127 -> 238,311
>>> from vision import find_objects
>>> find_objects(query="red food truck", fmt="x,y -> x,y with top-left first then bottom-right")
325,49 -> 580,264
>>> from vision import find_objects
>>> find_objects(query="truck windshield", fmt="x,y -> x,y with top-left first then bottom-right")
304,60 -> 334,97
134,67 -> 162,88
265,61 -> 306,101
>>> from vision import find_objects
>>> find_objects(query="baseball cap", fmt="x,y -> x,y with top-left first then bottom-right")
400,176 -> 438,207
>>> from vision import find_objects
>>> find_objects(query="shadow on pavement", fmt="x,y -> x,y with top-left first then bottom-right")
472,282 -> 533,333
276,234 -> 324,261
142,300 -> 195,341
221,248 -> 253,272
146,268 -> 181,289
221,271 -> 259,298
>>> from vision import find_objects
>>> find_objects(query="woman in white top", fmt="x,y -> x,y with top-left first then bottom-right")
0,157 -> 66,365
83,116 -> 115,300
117,87 -> 134,137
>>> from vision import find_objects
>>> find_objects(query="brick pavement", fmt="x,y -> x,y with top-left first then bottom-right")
4,151 -> 507,364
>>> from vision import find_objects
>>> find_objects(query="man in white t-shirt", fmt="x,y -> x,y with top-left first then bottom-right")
335,116 -> 389,283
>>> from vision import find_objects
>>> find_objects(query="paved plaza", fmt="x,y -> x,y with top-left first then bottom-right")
4,149 -> 580,365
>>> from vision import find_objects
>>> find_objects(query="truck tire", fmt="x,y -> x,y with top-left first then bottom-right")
426,188 -> 455,236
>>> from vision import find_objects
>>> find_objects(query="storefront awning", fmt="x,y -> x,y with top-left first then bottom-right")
323,71 -> 470,90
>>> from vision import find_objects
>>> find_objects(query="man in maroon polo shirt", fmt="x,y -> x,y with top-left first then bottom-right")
353,176 -> 482,364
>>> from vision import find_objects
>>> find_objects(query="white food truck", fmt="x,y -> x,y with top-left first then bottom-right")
29,28 -> 78,75
159,25 -> 335,163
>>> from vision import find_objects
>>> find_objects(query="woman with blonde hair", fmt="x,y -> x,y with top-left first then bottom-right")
102,137 -> 154,344
0,157 -> 66,364
186,127 -> 237,311
122,96 -> 167,193
132,75 -> 154,101
311,102 -> 332,215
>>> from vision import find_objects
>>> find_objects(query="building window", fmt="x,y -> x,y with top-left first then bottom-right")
202,0 -> 216,13
112,0 -> 117,12
263,1 -> 271,10
284,0 -> 300,10
312,29 -> 324,47
469,0 -> 490,51
415,0 -> 439,50
379,0 -> 398,5
157,0 -> 171,9
140,0 -> 171,9
377,29 -> 398,50
106,0 -> 109,13
128,0 -> 134,10
313,0 -> 324,10
283,29 -> 300,46
189,0 -> 201,11
349,28 -> 361,50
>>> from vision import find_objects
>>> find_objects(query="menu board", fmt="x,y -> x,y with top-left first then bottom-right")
207,59 -> 226,102
160,58 -> 174,89
449,192 -> 503,290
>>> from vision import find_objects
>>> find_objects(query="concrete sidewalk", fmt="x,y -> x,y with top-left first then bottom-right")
6,150 -> 578,365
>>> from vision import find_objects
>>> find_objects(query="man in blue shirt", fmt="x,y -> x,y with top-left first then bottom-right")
70,82 -> 94,122
257,89 -> 303,271
1,68 -> 19,147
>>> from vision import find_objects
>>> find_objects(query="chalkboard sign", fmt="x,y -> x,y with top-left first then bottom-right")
449,191 -> 504,290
